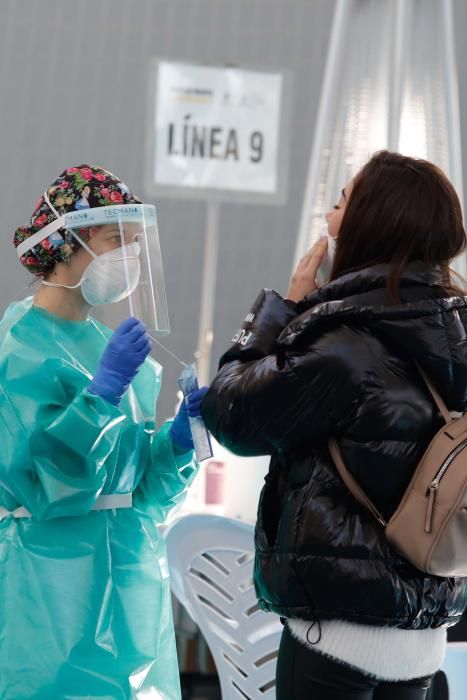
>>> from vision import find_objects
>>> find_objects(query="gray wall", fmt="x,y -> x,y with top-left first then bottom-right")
0,0 -> 466,422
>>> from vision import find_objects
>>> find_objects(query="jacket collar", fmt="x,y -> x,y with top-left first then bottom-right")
280,261 -> 467,350
279,261 -> 467,415
297,261 -> 446,312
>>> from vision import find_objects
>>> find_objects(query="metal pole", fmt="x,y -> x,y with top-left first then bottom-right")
195,202 -> 219,385
292,0 -> 353,269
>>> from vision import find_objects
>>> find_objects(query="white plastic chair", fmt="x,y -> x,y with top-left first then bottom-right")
165,514 -> 282,700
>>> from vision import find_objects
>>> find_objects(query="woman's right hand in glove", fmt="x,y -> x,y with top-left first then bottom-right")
88,317 -> 151,406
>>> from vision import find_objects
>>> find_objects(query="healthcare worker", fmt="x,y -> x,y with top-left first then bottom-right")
0,165 -> 206,699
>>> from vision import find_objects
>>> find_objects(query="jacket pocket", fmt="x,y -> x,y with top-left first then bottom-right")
256,464 -> 311,553
256,469 -> 284,551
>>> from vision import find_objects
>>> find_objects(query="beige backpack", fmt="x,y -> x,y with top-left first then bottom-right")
329,365 -> 467,576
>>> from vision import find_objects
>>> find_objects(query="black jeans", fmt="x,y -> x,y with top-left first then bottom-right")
276,625 -> 434,700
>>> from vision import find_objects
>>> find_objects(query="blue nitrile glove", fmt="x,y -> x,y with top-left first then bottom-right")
88,317 -> 151,406
170,387 -> 209,450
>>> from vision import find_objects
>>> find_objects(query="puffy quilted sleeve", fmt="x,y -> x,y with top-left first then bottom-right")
202,289 -> 361,456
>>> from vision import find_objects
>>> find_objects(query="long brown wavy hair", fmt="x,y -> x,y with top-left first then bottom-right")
330,150 -> 466,299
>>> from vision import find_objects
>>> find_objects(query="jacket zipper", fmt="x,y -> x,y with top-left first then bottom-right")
425,437 -> 467,533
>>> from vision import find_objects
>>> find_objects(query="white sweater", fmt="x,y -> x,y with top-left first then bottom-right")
287,619 -> 446,681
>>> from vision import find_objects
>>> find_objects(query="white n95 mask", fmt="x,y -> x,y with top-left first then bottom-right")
316,232 -> 337,287
79,242 -> 141,306
44,242 -> 141,306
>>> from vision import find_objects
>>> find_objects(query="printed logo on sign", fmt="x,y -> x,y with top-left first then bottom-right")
232,329 -> 252,346
170,86 -> 213,104
222,92 -> 266,109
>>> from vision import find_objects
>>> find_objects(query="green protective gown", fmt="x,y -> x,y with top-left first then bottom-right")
0,297 -> 199,700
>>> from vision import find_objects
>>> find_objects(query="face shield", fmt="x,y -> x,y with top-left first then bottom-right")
16,204 -> 170,335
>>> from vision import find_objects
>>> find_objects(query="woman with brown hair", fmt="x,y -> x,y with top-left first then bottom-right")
202,151 -> 467,699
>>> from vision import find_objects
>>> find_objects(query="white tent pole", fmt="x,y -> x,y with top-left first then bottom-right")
387,0 -> 409,151
292,0 -> 353,269
442,0 -> 464,212
442,0 -> 465,278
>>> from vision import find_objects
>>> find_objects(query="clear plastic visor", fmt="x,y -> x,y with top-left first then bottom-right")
62,204 -> 169,335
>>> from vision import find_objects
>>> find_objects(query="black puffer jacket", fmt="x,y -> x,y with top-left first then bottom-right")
202,262 -> 467,630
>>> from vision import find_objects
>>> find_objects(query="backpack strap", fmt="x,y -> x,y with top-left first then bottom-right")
328,440 -> 388,527
414,363 -> 451,424
328,364 -> 450,527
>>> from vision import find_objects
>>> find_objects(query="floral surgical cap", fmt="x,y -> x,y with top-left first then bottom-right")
13,165 -> 141,277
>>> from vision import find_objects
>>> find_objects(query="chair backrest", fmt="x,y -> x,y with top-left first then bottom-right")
165,514 -> 282,700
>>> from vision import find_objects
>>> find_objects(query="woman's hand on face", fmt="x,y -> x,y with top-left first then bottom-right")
286,237 -> 328,303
